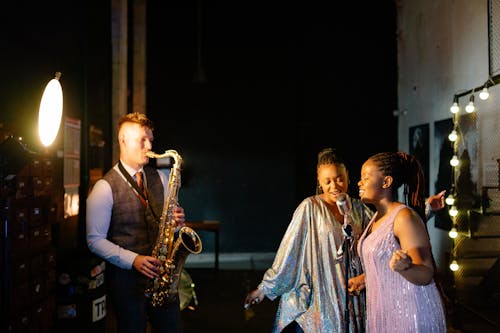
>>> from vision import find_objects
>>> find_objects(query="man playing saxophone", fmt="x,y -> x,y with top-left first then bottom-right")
86,112 -> 185,333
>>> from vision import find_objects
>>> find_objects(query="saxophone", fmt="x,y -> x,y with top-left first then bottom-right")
144,149 -> 202,307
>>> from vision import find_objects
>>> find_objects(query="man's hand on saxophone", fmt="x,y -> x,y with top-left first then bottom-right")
133,255 -> 161,279
86,113 -> 187,331
172,206 -> 186,228
133,206 -> 186,278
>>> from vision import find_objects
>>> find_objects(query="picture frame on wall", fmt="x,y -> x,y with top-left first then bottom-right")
433,118 -> 454,230
409,123 -> 430,197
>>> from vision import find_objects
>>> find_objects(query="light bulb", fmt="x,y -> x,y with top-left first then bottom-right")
479,87 -> 489,100
450,102 -> 460,114
448,130 -> 458,142
450,155 -> 459,167
449,206 -> 458,217
448,227 -> 458,239
465,101 -> 475,113
450,260 -> 459,271
445,194 -> 455,206
465,95 -> 475,113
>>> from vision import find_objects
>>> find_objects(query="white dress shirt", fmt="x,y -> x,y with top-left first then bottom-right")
86,161 -> 169,269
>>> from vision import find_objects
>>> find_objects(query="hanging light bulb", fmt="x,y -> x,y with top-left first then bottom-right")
450,155 -> 459,166
445,193 -> 455,206
479,87 -> 489,100
448,129 -> 458,142
449,260 -> 459,271
449,206 -> 458,217
448,226 -> 458,239
450,95 -> 460,114
465,94 -> 475,113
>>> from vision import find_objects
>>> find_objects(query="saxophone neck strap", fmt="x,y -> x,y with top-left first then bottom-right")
117,161 -> 161,221
118,161 -> 149,206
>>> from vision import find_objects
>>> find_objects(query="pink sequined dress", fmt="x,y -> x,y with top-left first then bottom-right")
358,204 -> 446,333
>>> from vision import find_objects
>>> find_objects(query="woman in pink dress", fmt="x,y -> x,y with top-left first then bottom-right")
348,152 -> 446,332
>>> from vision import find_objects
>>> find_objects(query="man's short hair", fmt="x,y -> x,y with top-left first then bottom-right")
117,112 -> 155,132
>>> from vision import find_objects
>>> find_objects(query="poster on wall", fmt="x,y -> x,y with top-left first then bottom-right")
433,118 -> 454,230
409,124 -> 430,197
456,112 -> 479,207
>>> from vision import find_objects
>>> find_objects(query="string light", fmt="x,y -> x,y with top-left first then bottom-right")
448,129 -> 458,142
465,94 -> 475,113
445,193 -> 455,206
449,206 -> 458,217
479,87 -> 489,100
450,95 -> 460,114
479,77 -> 495,100
450,260 -> 459,271
448,226 -> 458,239
447,76 -> 498,273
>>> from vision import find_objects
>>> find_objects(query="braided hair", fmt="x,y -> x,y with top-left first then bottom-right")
369,151 -> 450,309
368,151 -> 426,221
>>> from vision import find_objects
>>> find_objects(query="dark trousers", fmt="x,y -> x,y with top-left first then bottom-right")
107,266 -> 181,333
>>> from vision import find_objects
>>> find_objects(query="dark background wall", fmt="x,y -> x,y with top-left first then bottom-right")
1,1 -> 397,254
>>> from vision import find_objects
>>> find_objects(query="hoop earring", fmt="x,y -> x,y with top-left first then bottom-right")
316,184 -> 323,194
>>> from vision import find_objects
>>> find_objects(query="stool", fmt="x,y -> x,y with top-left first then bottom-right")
184,220 -> 220,270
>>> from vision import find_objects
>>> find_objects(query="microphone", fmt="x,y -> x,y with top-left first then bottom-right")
336,193 -> 352,216
336,193 -> 352,237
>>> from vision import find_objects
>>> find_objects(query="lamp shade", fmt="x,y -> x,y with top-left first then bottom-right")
38,74 -> 63,147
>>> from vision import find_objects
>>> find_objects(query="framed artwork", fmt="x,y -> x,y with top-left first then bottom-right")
409,124 -> 430,197
456,113 -> 479,205
433,118 -> 454,230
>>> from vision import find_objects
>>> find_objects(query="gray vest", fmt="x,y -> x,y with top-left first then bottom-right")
104,165 -> 164,255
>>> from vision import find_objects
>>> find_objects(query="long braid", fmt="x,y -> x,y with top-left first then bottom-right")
369,152 -> 426,220
398,152 -> 450,312
397,152 -> 426,221
370,152 -> 447,311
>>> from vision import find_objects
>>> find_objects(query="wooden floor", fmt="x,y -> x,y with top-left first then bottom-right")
181,267 -> 500,333
181,268 -> 277,333
50,255 -> 500,333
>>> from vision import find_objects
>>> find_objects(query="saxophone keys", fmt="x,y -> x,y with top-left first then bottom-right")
161,275 -> 174,284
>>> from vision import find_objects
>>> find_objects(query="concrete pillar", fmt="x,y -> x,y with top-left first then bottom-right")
132,0 -> 147,116
111,0 -> 128,163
